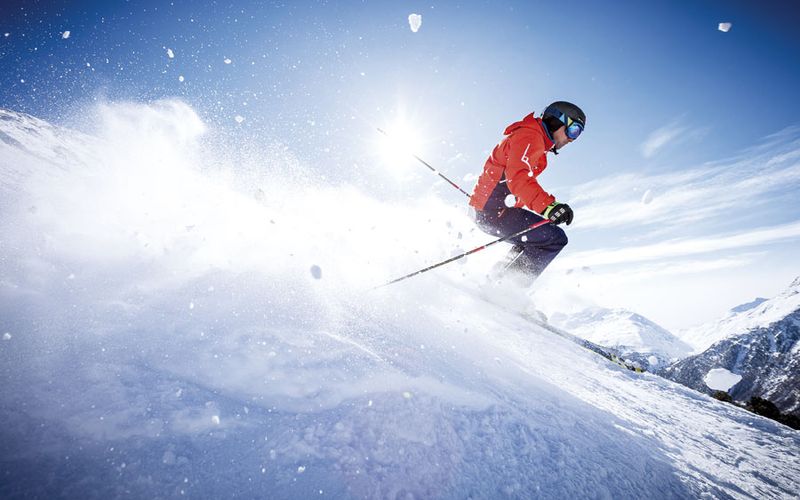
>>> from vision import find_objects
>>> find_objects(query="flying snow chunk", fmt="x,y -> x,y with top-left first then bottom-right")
2,333 -> 11,340
718,22 -> 732,33
167,48 -> 174,59
62,31 -> 71,39
504,194 -> 517,208
211,415 -> 220,425
4,33 -> 10,38
310,265 -> 322,280
224,58 -> 232,64
641,189 -> 653,205
234,115 -> 244,123
408,13 -> 422,33
704,368 -> 742,392
178,75 -> 185,82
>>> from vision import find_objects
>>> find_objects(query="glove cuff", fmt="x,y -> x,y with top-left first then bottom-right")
542,201 -> 559,218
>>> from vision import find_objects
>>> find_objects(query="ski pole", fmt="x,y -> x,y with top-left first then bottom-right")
376,218 -> 552,288
377,127 -> 472,199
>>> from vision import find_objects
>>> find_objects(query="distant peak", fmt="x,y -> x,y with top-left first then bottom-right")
730,297 -> 768,314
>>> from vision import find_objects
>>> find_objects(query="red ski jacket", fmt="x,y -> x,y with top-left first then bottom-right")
469,113 -> 556,214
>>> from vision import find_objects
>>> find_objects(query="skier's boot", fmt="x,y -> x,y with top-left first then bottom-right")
482,245 -> 546,315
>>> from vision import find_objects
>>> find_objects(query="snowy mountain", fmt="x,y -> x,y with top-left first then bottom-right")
549,307 -> 692,371
2,105 -> 799,499
731,297 -> 769,314
678,278 -> 800,353
663,278 -> 800,416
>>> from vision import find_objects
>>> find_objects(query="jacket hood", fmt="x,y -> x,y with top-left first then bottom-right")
503,113 -> 554,150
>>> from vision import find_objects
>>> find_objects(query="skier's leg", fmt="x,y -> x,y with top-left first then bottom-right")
474,207 -> 567,285
507,221 -> 568,278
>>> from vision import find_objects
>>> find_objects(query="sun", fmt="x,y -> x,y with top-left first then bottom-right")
377,119 -> 424,167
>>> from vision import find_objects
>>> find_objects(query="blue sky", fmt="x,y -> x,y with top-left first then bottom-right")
2,0 -> 799,328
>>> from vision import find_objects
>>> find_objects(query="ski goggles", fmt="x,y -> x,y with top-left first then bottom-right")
564,117 -> 584,140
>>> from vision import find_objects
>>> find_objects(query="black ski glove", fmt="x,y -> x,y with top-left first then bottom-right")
543,201 -> 573,226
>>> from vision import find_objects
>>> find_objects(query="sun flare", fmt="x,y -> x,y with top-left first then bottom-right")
378,120 -> 424,166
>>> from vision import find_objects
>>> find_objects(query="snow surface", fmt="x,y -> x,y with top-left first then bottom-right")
1,104 -> 798,499
704,368 -> 743,392
678,279 -> 800,353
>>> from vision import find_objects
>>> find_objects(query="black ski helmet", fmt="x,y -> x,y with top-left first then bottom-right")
542,101 -> 586,136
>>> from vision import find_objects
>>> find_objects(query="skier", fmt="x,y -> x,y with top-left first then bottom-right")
469,101 -> 586,286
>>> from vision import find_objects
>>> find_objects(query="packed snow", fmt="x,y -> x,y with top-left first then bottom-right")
704,368 -> 743,391
719,22 -> 733,33
167,48 -> 175,59
1,103 -> 798,499
61,30 -> 71,39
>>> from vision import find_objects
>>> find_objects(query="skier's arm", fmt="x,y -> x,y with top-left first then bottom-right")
504,134 -> 556,214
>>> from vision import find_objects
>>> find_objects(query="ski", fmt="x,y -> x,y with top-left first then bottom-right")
524,315 -> 645,373
441,277 -> 645,373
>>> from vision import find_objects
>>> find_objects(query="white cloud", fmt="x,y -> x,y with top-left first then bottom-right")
569,129 -> 800,232
559,220 -> 800,268
640,121 -> 688,158
543,128 -> 800,328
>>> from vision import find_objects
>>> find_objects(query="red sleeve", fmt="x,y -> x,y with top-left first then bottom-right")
504,132 -> 555,214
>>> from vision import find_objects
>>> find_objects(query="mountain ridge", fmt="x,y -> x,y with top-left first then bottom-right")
662,278 -> 800,416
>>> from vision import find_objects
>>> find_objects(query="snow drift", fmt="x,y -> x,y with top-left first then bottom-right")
1,103 -> 799,499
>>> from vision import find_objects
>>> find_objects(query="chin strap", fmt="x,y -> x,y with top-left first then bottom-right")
551,145 -> 559,155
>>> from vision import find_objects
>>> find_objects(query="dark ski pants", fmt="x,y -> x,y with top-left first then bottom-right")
473,206 -> 568,284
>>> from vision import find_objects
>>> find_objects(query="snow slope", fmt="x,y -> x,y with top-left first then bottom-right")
1,104 -> 799,499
